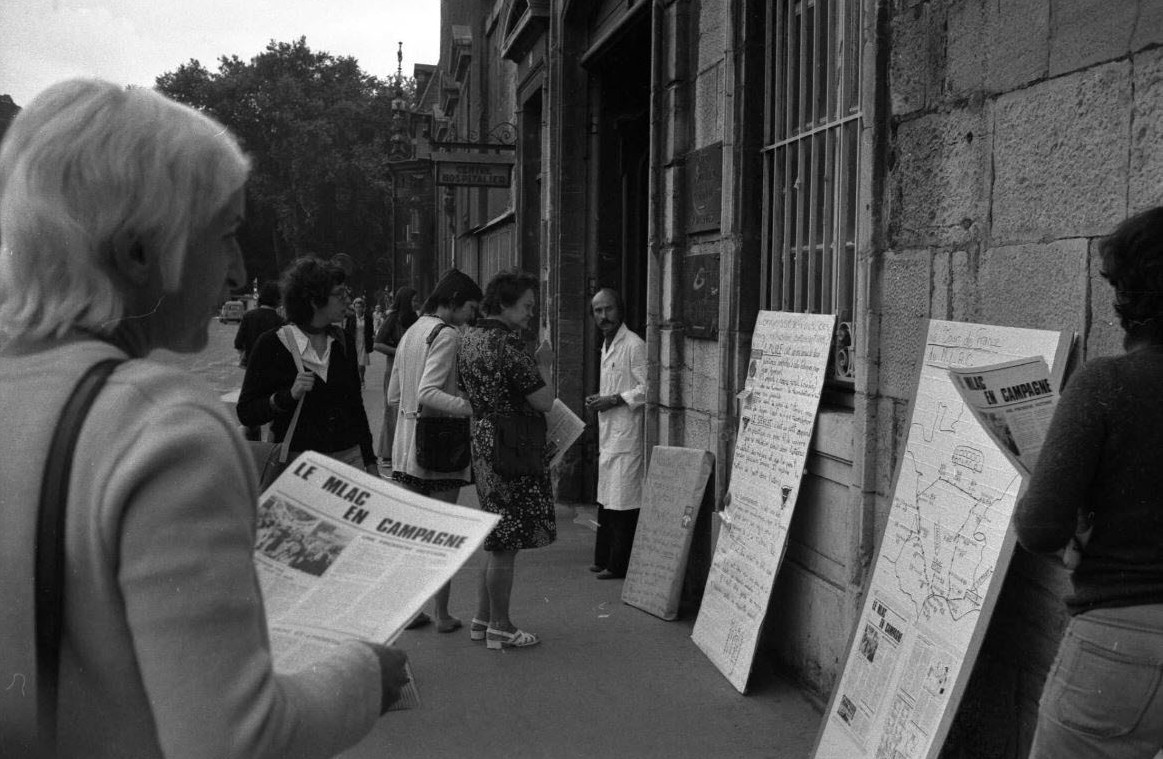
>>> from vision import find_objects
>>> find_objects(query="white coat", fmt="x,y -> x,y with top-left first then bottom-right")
596,323 -> 647,511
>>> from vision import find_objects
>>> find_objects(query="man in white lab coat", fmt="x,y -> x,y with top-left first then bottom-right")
585,288 -> 647,579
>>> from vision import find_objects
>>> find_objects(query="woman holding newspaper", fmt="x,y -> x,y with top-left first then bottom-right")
0,80 -> 406,758
458,269 -> 558,650
1014,207 -> 1163,758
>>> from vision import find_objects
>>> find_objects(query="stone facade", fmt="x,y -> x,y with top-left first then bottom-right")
434,0 -> 1163,754
883,2 -> 1163,755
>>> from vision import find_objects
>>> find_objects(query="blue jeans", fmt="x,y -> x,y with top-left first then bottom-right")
1030,604 -> 1163,758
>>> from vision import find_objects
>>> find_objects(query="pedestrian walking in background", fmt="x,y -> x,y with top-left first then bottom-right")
373,303 -> 386,336
237,257 -> 378,476
387,270 -> 481,632
585,288 -> 647,580
233,281 -> 284,369
349,296 -> 373,387
458,269 -> 557,650
374,285 -> 419,467
0,79 -> 407,758
1014,206 -> 1163,758
234,281 -> 285,441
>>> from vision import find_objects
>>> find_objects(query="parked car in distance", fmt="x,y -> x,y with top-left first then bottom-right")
218,300 -> 245,323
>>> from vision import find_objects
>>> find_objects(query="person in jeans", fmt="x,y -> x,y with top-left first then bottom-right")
1014,207 -> 1163,758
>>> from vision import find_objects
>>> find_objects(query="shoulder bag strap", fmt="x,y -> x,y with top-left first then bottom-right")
35,357 -> 124,753
279,325 -> 306,464
413,321 -> 452,416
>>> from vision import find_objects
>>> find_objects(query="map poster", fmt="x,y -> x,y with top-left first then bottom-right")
691,310 -> 836,693
813,320 -> 1071,759
622,446 -> 715,620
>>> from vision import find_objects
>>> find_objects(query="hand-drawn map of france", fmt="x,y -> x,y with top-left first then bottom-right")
813,320 -> 1070,759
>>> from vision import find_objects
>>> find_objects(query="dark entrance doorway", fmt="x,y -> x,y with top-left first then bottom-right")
588,14 -> 650,336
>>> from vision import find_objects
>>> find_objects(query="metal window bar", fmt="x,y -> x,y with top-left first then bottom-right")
762,0 -> 862,381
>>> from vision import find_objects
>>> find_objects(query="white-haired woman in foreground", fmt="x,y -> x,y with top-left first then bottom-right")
0,80 -> 406,758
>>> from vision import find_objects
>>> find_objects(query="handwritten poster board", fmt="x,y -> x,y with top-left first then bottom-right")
813,320 -> 1070,759
622,447 -> 715,620
691,311 -> 836,692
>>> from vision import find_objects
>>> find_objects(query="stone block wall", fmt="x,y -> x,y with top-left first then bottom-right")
880,1 -> 1163,755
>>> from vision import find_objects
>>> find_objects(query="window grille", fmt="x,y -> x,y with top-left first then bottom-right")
762,0 -> 862,382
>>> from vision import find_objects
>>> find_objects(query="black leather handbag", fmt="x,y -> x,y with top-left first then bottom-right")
415,416 -> 472,472
492,413 -> 546,478
413,322 -> 471,473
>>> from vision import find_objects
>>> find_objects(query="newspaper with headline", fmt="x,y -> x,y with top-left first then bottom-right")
946,356 -> 1057,477
254,451 -> 498,677
546,399 -> 586,469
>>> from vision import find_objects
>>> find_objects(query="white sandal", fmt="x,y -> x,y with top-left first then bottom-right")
485,627 -> 540,650
469,618 -> 489,641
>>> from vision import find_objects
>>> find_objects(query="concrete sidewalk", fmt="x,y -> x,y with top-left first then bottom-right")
344,358 -> 823,759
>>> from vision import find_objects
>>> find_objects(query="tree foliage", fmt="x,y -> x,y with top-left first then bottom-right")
157,37 -> 414,293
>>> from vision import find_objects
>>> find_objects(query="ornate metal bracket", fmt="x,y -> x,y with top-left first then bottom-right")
433,121 -> 517,151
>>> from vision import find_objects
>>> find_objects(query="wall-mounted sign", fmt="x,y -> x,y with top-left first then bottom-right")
683,252 -> 720,339
687,142 -> 723,234
434,162 -> 512,187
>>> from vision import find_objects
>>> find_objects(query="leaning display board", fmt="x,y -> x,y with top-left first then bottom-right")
813,320 -> 1070,759
622,446 -> 715,620
691,311 -> 836,692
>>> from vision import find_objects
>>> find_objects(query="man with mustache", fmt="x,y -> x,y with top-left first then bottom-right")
585,288 -> 647,579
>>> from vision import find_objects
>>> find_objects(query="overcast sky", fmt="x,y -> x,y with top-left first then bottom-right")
1,0 -> 442,106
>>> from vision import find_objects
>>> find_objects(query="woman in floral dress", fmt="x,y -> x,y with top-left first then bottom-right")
458,270 -> 556,650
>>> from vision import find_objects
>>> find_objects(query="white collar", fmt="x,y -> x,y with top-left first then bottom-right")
281,324 -> 334,381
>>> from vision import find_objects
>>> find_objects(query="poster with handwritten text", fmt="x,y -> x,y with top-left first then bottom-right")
691,311 -> 836,692
622,446 -> 714,620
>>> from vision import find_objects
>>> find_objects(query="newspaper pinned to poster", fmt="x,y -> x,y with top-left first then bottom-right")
946,357 -> 1057,477
691,310 -> 836,692
254,452 -> 499,675
547,399 -> 586,469
813,321 -> 1070,759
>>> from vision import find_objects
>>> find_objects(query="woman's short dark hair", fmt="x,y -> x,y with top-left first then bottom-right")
1099,206 -> 1163,345
422,269 -> 483,313
281,257 -> 346,327
482,269 -> 539,316
257,281 -> 281,307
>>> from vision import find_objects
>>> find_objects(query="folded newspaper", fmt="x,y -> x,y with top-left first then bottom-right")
947,356 -> 1057,477
546,399 -> 586,469
948,356 -> 1091,569
253,451 -> 499,678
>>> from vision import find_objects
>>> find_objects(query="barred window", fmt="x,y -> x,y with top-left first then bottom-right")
762,0 -> 862,383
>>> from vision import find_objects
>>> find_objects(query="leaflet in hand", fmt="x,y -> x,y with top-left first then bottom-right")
546,398 -> 586,469
253,451 -> 499,673
946,356 -> 1058,477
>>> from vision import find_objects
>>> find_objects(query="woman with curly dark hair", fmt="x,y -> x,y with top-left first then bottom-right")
1015,207 -> 1163,757
238,257 -> 378,475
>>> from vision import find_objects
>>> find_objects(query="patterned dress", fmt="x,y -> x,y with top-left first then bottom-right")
458,318 -> 556,551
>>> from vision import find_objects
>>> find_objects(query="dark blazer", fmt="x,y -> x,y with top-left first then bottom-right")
237,328 -> 375,466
